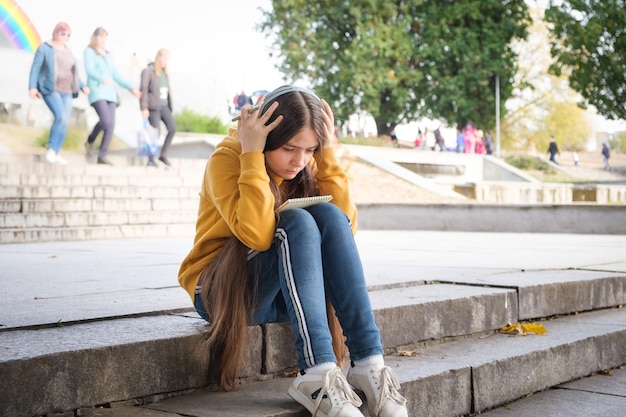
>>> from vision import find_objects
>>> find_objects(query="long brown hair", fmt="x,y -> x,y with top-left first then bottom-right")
88,26 -> 107,51
200,87 -> 347,391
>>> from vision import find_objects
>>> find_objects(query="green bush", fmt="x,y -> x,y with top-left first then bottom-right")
174,108 -> 229,134
505,155 -> 555,174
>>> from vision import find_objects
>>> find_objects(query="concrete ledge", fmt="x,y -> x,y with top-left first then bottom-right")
392,307 -> 626,416
481,367 -> 626,416
0,315 -> 263,417
357,203 -> 626,234
0,315 -> 210,417
0,222 -> 195,243
4,276 -> 622,416
439,269 -> 626,320
61,308 -> 626,417
263,284 -> 518,374
369,284 -> 517,347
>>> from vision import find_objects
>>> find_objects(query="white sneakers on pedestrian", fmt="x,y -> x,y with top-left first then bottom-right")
347,364 -> 408,417
289,366 -> 363,417
44,149 -> 56,164
44,149 -> 67,165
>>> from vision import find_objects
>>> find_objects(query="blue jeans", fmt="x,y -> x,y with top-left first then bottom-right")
42,91 -> 73,153
195,203 -> 383,370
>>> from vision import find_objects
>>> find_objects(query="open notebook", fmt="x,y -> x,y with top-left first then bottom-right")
278,195 -> 333,212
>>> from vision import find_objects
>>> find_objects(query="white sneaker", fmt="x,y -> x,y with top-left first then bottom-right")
288,366 -> 363,417
347,365 -> 408,417
55,154 -> 68,165
44,149 -> 56,164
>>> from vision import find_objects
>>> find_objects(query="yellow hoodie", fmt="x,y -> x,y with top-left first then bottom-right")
178,128 -> 358,301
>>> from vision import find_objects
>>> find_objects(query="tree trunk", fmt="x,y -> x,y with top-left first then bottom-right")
375,118 -> 395,137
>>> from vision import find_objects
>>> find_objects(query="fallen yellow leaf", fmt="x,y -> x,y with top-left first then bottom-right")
499,322 -> 547,336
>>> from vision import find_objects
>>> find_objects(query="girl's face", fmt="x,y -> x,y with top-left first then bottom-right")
265,128 -> 319,180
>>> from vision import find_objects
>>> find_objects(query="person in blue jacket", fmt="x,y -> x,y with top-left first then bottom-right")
83,27 -> 141,165
28,22 -> 89,165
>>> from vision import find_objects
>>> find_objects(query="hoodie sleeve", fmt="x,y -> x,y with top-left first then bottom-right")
205,135 -> 277,250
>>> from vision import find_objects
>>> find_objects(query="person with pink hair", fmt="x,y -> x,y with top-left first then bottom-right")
28,22 -> 89,164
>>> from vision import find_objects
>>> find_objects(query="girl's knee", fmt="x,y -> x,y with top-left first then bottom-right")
307,203 -> 349,227
280,208 -> 318,228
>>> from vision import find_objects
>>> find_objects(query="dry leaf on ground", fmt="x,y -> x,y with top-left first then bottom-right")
499,322 -> 547,336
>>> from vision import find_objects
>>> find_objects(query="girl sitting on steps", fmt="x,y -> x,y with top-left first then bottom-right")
178,85 -> 408,417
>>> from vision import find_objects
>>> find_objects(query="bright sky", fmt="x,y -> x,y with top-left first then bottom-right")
14,0 -> 626,137
18,0 -> 286,96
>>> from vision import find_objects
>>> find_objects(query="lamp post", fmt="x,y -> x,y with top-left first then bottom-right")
495,74 -> 501,158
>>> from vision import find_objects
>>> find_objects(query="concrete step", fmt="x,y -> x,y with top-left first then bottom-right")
2,307 -> 624,417
0,222 -> 195,243
0,197 -> 198,214
77,308 -> 626,417
1,268 -> 624,417
0,151 -> 210,171
0,154 -> 205,243
0,182 -> 201,199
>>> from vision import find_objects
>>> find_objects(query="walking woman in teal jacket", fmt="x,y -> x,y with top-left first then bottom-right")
83,27 -> 141,165
28,22 -> 89,165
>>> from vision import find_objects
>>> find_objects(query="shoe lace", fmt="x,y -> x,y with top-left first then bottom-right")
374,367 -> 407,415
314,367 -> 362,414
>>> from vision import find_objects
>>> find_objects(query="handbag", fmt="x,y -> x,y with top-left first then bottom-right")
137,119 -> 160,157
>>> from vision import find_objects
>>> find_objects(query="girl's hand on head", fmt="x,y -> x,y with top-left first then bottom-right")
238,101 -> 283,154
321,99 -> 336,148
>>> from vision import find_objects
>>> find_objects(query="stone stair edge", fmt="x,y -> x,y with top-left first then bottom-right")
2,307 -> 624,417
0,223 -> 195,243
0,175 -> 202,187
0,153 -> 209,169
0,187 -> 200,201
0,211 -> 198,229
139,308 -> 626,417
0,198 -> 199,213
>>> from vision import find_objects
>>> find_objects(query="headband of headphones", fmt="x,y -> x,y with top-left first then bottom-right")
259,85 -> 323,115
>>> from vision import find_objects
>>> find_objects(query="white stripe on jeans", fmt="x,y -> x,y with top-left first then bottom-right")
276,227 -> 316,368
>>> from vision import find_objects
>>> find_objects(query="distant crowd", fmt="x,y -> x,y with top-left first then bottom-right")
412,123 -> 494,154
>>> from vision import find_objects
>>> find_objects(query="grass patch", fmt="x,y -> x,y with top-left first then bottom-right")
339,136 -> 391,147
525,171 -> 586,183
34,126 -> 130,152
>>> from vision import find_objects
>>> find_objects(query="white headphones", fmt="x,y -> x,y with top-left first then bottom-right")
259,85 -> 323,116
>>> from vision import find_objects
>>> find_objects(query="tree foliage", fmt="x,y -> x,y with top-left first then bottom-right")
545,0 -> 626,120
415,0 -> 530,131
501,6 -> 591,152
542,99 -> 591,152
260,0 -> 530,135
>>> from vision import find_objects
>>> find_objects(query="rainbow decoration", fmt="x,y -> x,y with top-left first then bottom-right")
0,0 -> 41,52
